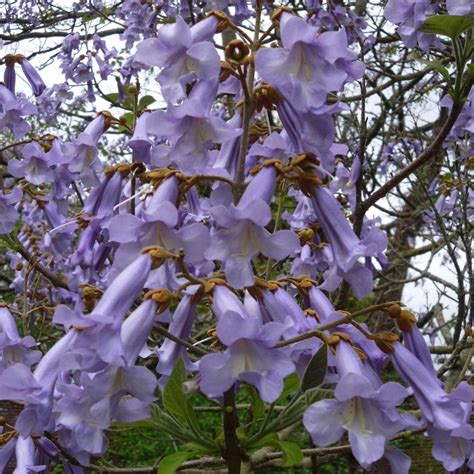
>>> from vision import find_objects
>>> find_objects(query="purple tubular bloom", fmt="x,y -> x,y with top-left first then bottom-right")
156,295 -> 196,376
0,438 -> 16,472
310,186 -> 377,298
391,342 -> 473,432
0,83 -> 36,138
276,99 -> 338,171
238,165 -> 277,208
212,285 -> 245,320
128,111 -> 152,163
13,436 -> 45,473
4,59 -> 16,94
34,330 -> 79,389
199,308 -> 294,403
402,324 -> 439,380
108,176 -> 210,277
66,114 -> 107,185
93,171 -> 123,219
91,252 -> 152,324
212,114 -> 242,179
135,16 -> 220,104
206,166 -> 299,288
0,186 -> 21,234
83,176 -> 110,215
0,306 -> 41,370
8,141 -> 55,185
69,220 -> 100,268
384,0 -> 440,51
147,84 -> 241,172
429,422 -> 474,471
255,12 -> 363,112
304,341 -> 412,468
19,58 -> 47,96
121,299 -> 157,365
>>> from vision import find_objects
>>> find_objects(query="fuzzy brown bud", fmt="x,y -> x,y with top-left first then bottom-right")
225,39 -> 250,66
372,331 -> 399,354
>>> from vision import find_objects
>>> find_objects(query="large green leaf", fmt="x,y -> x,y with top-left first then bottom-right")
420,15 -> 474,39
301,344 -> 327,391
158,450 -> 194,474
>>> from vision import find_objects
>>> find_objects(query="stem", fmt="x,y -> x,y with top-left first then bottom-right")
14,239 -> 69,290
275,301 -> 399,348
233,0 -> 262,202
223,388 -> 242,473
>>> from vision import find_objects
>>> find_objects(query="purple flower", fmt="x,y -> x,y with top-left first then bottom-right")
206,166 -> 299,288
54,253 -> 153,365
135,15 -> 220,104
429,422 -> 474,471
310,186 -> 379,298
391,342 -> 473,432
128,110 -> 152,163
384,0 -> 440,51
8,141 -> 55,185
199,306 -> 294,403
4,56 -> 16,93
0,186 -> 21,234
108,176 -> 210,275
0,305 -> 41,370
64,113 -> 109,185
14,436 -> 46,473
256,12 -> 363,112
0,83 -> 36,138
19,58 -> 47,96
156,294 -> 196,377
275,99 -> 342,171
0,438 -> 16,472
147,84 -> 241,172
304,341 -> 412,467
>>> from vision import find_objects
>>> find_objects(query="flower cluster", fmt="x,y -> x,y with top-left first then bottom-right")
0,2 -> 473,472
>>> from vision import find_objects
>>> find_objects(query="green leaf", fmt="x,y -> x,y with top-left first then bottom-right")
417,57 -> 452,86
247,433 -> 278,450
277,373 -> 300,402
139,95 -> 155,110
420,15 -> 474,39
304,387 -> 334,406
163,358 -> 188,423
274,440 -> 304,467
301,344 -> 327,392
182,442 -> 218,456
467,64 -> 474,77
158,451 -> 194,474
105,92 -> 120,103
242,386 -> 265,423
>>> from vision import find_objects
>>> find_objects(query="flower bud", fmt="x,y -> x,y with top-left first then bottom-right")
225,40 -> 250,66
396,309 -> 417,332
386,304 -> 401,319
372,331 -> 399,354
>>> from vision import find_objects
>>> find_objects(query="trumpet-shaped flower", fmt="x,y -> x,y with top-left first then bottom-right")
256,12 -> 363,112
199,307 -> 294,403
206,166 -> 299,288
304,341 -> 413,467
135,15 -> 220,104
